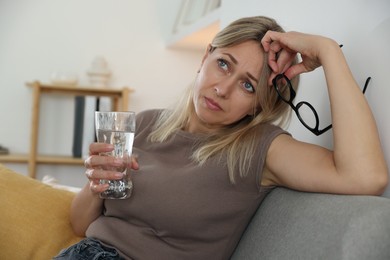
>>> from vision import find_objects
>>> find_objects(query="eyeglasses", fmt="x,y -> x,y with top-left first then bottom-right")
272,74 -> 371,136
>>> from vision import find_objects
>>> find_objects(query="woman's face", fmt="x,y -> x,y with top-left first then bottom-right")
189,40 -> 264,133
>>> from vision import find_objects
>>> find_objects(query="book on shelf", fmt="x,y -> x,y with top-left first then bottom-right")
97,96 -> 112,112
72,96 -> 85,158
82,96 -> 97,158
72,96 -> 112,158
72,96 -> 98,158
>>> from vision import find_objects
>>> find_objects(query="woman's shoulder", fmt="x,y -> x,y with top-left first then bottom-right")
256,123 -> 290,138
253,123 -> 291,151
135,109 -> 164,131
136,109 -> 163,120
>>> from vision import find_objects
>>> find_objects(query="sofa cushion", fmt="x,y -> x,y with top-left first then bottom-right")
0,164 -> 83,259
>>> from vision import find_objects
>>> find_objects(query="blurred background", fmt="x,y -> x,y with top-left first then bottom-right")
0,0 -> 389,196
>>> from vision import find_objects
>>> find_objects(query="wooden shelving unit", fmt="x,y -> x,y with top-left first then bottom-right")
0,81 -> 133,178
0,154 -> 83,164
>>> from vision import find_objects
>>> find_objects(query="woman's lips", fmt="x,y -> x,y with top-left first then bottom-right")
204,97 -> 222,111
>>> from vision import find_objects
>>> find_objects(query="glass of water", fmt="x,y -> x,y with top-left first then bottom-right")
95,111 -> 136,199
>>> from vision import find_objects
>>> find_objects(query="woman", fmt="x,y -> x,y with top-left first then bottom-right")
55,16 -> 388,259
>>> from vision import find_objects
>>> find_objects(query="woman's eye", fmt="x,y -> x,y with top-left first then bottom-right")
217,59 -> 229,71
243,81 -> 255,93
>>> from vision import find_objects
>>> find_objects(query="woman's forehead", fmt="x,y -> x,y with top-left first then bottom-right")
214,41 -> 264,72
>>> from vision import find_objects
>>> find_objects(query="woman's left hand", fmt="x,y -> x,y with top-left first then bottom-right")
261,30 -> 336,83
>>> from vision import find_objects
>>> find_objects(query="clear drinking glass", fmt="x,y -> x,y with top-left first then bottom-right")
95,111 -> 136,199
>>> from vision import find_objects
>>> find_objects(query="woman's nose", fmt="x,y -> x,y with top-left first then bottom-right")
214,79 -> 235,98
214,86 -> 224,97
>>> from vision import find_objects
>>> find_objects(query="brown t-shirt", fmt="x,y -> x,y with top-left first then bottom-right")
86,109 -> 288,260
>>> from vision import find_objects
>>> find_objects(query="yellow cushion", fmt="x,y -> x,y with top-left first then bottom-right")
0,164 -> 83,259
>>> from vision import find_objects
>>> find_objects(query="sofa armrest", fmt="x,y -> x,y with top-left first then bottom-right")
232,187 -> 390,260
0,164 -> 83,259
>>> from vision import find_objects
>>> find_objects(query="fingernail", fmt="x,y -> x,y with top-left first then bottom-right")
114,173 -> 123,178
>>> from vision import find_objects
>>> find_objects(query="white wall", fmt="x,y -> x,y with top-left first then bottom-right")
221,0 -> 390,196
0,0 -> 204,187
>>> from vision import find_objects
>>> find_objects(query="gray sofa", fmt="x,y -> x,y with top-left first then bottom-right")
232,187 -> 390,260
1,164 -> 390,259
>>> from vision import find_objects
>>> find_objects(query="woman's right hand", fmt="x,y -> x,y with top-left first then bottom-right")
84,142 -> 139,196
71,143 -> 139,236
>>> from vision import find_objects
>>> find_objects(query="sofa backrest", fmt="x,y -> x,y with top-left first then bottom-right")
231,187 -> 390,259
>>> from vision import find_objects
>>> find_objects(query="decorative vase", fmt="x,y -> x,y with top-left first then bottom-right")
87,56 -> 111,88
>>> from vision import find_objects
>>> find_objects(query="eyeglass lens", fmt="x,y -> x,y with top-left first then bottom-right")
273,74 -> 371,136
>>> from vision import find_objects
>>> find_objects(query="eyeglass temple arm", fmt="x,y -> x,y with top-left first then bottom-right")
362,77 -> 371,94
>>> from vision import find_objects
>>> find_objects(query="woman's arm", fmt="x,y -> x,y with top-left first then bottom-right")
261,31 -> 388,195
70,183 -> 105,236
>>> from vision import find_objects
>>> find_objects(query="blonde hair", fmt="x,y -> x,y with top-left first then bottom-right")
149,16 -> 299,183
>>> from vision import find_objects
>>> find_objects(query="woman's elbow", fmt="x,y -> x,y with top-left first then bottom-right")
363,167 -> 389,195
373,170 -> 389,195
70,215 -> 87,237
72,228 -> 86,237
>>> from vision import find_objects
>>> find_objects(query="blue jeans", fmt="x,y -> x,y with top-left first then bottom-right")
53,238 -> 125,260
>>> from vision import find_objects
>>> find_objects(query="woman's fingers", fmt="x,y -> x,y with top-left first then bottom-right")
89,181 -> 109,194
85,168 -> 123,181
276,49 -> 296,74
88,142 -> 114,156
266,41 -> 281,73
85,168 -> 123,195
84,147 -> 127,195
261,30 -> 283,52
85,154 -> 124,169
84,143 -> 139,195
266,43 -> 297,85
263,31 -> 299,78
262,30 -> 324,84
130,154 -> 140,170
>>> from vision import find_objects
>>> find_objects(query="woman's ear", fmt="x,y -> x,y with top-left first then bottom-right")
198,44 -> 213,73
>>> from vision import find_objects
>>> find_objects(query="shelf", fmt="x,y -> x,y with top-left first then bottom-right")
0,154 -> 84,165
26,82 -> 133,99
37,155 -> 84,165
16,81 -> 134,178
0,154 -> 29,163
